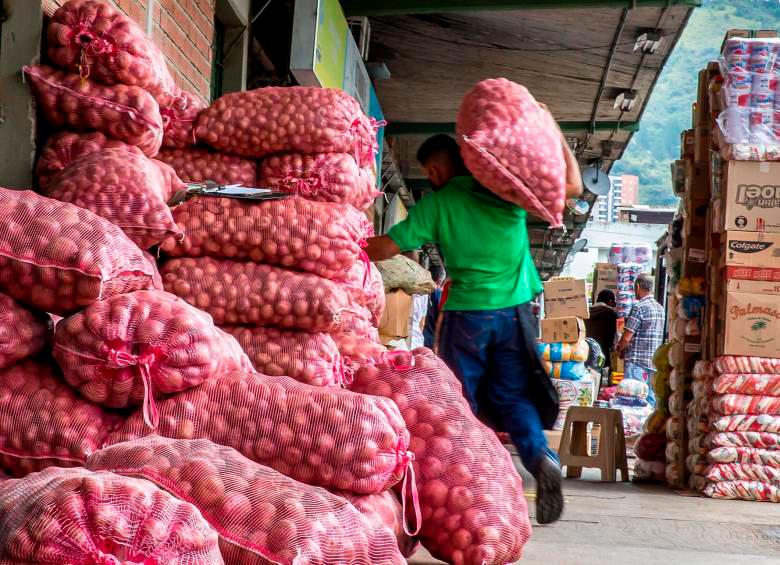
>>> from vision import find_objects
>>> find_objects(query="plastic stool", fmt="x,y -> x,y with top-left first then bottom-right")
558,406 -> 629,482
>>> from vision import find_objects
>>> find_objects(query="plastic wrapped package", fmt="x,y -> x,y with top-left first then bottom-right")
0,467 -> 223,563
669,369 -> 688,392
108,369 -> 412,494
668,391 -> 687,416
633,459 -> 665,482
634,432 -> 666,462
551,377 -> 595,431
536,339 -> 589,363
643,411 -> 668,435
711,394 -> 780,416
708,446 -> 780,467
221,326 -> 345,387
87,437 -> 406,565
161,258 -> 367,332
714,355 -> 780,375
671,318 -> 686,340
351,349 -> 532,565
693,360 -> 714,381
608,245 -> 652,266
706,462 -> 780,484
195,87 -> 377,165
653,343 -> 672,373
47,0 -> 177,104
23,64 -> 163,156
258,152 -> 380,211
161,89 -> 207,148
543,360 -> 587,380
710,373 -> 780,396
53,290 -> 249,422
612,401 -> 652,438
0,188 -> 156,315
705,431 -> 780,450
712,414 -> 780,433
376,255 -> 437,295
156,147 -> 258,186
42,147 -> 182,249
0,359 -> 119,477
704,480 -> 780,502
341,260 -> 386,327
339,490 -> 420,559
677,276 -> 705,296
0,293 -> 50,371
665,462 -> 685,489
687,454 -> 709,476
616,378 -> 649,399
456,79 -> 565,227
161,197 -> 372,279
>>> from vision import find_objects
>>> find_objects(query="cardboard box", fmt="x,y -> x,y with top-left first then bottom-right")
681,129 -> 695,159
719,290 -> 780,359
722,231 -> 780,281
716,160 -> 780,233
726,278 -> 780,295
544,277 -> 589,319
592,263 -> 618,301
540,317 -> 586,343
379,289 -> 412,342
721,29 -> 778,53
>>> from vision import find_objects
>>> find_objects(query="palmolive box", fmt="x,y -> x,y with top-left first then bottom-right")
715,160 -> 780,233
719,290 -> 780,358
723,231 -> 780,282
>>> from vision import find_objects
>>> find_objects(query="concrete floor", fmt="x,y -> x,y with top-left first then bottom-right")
409,466 -> 780,565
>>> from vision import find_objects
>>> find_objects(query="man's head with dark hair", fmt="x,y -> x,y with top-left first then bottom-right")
596,289 -> 616,307
416,134 -> 469,189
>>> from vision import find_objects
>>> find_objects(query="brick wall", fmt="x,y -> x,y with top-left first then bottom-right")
42,0 -> 214,102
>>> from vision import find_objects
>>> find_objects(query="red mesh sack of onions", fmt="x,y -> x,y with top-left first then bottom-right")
258,152 -> 379,211
342,259 -> 386,327
332,330 -> 387,371
0,467 -> 223,563
156,147 -> 257,186
161,89 -> 207,148
161,197 -> 371,280
339,490 -> 420,558
221,326 -> 345,388
41,147 -> 183,250
87,437 -> 406,565
456,78 -> 566,227
195,87 -> 378,165
0,188 -> 156,315
0,293 -> 50,371
47,0 -> 177,105
350,348 -> 532,565
160,257 -> 366,332
0,359 -> 118,477
52,290 -> 250,425
23,64 -> 163,156
107,368 -> 414,495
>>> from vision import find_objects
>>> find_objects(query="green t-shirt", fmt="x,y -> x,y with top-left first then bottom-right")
388,175 -> 543,311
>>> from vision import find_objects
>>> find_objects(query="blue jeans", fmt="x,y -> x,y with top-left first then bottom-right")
438,305 -> 550,471
624,361 -> 657,408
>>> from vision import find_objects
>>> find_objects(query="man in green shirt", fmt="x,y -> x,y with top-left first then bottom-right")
366,132 -> 582,525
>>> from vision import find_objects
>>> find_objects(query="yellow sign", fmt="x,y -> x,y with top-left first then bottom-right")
313,0 -> 347,89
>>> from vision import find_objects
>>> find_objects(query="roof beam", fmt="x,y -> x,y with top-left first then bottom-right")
385,121 -> 640,136
342,0 -> 700,16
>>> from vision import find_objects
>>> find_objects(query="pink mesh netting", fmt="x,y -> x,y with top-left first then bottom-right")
339,490 -> 420,558
0,467 -> 223,563
107,368 -> 413,494
47,0 -> 177,105
156,147 -> 257,186
160,257 -> 366,332
712,415 -> 780,433
195,87 -> 377,165
331,330 -> 387,370
221,326 -> 345,387
53,290 -> 249,426
160,197 -> 372,280
87,437 -> 406,565
341,259 -> 386,327
24,64 -> 163,156
0,359 -> 119,477
41,147 -> 183,250
350,348 -> 532,565
258,152 -> 379,211
456,78 -> 566,227
161,89 -> 207,148
0,188 -> 155,315
0,293 -> 50,371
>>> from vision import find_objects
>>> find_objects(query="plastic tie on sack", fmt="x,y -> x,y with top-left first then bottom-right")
397,443 -> 422,537
106,349 -> 159,429
387,350 -> 416,371
338,355 -> 355,387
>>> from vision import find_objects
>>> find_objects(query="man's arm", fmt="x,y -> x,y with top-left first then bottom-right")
616,328 -> 634,357
365,235 -> 401,262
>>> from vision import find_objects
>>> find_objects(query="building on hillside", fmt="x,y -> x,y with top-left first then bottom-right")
591,174 -> 639,223
617,205 -> 677,225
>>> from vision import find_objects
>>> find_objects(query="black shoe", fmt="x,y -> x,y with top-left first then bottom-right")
533,455 -> 564,524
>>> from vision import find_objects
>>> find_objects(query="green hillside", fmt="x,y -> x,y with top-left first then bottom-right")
611,0 -> 780,206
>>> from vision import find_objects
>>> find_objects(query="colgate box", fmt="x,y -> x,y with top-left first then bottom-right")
723,231 -> 780,281
719,290 -> 780,358
715,160 -> 780,233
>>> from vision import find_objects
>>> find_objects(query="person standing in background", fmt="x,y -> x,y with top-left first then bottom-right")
423,266 -> 446,349
585,289 -> 618,372
616,274 -> 664,406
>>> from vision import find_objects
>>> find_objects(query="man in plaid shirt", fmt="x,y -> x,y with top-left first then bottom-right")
616,273 -> 664,406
